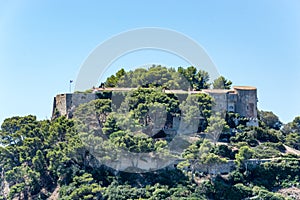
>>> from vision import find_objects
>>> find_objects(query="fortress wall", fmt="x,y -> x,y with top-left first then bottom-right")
69,93 -> 97,108
109,91 -> 127,109
227,93 -> 237,112
234,87 -> 257,118
173,93 -> 188,103
52,86 -> 258,122
202,90 -> 229,114
53,93 -> 97,118
54,94 -> 68,116
195,160 -> 235,174
195,159 -> 273,174
210,93 -> 228,114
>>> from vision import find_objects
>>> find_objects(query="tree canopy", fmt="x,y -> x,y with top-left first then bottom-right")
0,66 -> 299,200
104,65 -> 211,91
212,76 -> 232,89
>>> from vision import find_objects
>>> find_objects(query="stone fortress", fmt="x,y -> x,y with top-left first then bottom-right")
52,86 -> 258,127
51,86 -> 281,173
202,86 -> 258,126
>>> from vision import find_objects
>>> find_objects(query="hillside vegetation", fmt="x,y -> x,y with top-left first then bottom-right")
0,66 -> 299,199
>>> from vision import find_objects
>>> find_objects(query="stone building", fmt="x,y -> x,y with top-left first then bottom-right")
202,86 -> 258,126
52,86 -> 258,126
52,93 -> 97,119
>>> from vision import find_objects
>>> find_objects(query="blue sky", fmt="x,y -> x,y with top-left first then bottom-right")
0,0 -> 300,124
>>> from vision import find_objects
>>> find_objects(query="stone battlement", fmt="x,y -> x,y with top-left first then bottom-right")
52,86 -> 258,126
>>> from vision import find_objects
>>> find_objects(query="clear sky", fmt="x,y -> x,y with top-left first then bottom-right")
0,0 -> 300,124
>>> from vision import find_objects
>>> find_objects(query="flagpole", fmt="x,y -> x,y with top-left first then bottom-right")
69,80 -> 73,93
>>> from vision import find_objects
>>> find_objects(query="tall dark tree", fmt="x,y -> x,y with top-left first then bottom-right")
105,68 -> 126,87
259,110 -> 282,130
212,76 -> 232,89
178,66 -> 210,90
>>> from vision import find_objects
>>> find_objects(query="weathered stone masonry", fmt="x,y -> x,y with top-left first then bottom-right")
52,86 -> 258,126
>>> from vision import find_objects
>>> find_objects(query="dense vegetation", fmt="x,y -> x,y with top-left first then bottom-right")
0,66 -> 299,199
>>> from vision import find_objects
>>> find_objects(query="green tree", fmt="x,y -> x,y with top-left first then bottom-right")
102,113 -> 120,136
179,101 -> 200,134
228,183 -> 252,200
212,76 -> 232,89
180,93 -> 213,133
59,173 -> 102,200
214,144 -> 235,159
205,113 -> 229,145
285,132 -> 300,150
235,146 -> 254,171
118,87 -> 179,132
105,68 -> 126,87
6,166 -> 41,199
201,153 -> 227,175
291,116 -> 300,132
259,110 -> 282,130
74,99 -> 112,134
178,66 -> 210,90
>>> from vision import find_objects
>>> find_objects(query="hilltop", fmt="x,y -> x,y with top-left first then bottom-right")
0,66 -> 299,200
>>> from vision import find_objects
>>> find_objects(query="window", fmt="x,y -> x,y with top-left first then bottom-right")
228,105 -> 234,112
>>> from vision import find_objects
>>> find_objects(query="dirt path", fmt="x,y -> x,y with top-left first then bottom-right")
284,145 -> 300,155
48,186 -> 60,200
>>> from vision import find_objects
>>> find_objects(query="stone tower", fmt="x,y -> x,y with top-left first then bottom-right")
234,86 -> 258,120
202,86 -> 258,126
52,93 -> 97,119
